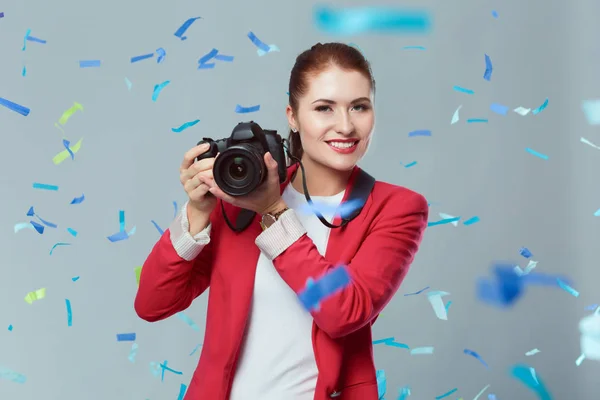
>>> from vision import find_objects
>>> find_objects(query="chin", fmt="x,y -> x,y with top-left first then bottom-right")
323,156 -> 361,172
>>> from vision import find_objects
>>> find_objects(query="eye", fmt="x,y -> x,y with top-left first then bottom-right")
352,103 -> 370,111
315,105 -> 332,112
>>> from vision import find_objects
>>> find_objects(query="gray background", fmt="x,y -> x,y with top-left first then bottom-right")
1,0 -> 599,399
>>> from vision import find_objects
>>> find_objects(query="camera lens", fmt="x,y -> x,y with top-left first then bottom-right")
228,157 -> 247,180
214,144 -> 266,196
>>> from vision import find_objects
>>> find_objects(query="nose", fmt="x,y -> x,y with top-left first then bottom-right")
334,111 -> 354,135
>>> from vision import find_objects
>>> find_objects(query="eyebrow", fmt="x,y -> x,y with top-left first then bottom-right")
311,97 -> 371,105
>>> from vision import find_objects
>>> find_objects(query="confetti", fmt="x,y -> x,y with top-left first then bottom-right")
464,349 -> 489,368
373,337 -> 410,349
581,99 -> 600,125
257,44 -> 279,57
22,65 -> 26,76
410,346 -> 434,355
483,54 -> 493,81
492,10 -> 498,18
172,119 -> 200,133
463,216 -> 480,225
0,366 -> 26,383
128,343 -> 138,363
0,12 -> 4,18
72,276 -> 80,282
198,63 -> 215,70
150,220 -> 164,235
0,96 -> 31,116
513,107 -> 531,116
156,48 -> 166,63
22,29 -> 31,51
14,222 -> 35,233
581,137 -> 600,150
398,386 -> 411,400
525,348 -> 540,356
428,216 -> 460,227
247,31 -> 271,53
24,287 -> 46,304
556,278 -> 579,297
116,333 -> 136,341
451,105 -> 462,124
402,46 -> 425,50
427,290 -> 450,320
189,344 -> 201,356
174,17 -> 201,40
510,364 -> 552,400
215,53 -> 234,62
490,103 -> 509,115
65,299 -> 73,326
177,383 -> 187,400
435,388 -> 457,399
152,80 -> 171,102
134,266 -> 142,285
50,242 -> 70,255
160,360 -> 183,381
467,119 -> 488,123
235,104 -> 260,113
473,384 -> 490,400
107,210 -> 136,242
130,53 -> 154,63
53,138 -> 83,165
408,129 -> 431,137
33,182 -> 58,191
70,194 -> 85,204
404,286 -> 429,296
376,369 -> 386,399
297,265 -> 351,311
532,98 -> 549,115
525,148 -> 549,160
453,86 -> 474,95
8,324 -> 13,331
79,60 -> 101,68
438,213 -> 459,226
403,161 -> 417,168
27,35 -> 46,44
579,313 -> 600,360
176,312 -> 200,331
125,77 -> 132,90
519,247 -> 533,258
313,5 -> 431,35
198,48 -> 218,66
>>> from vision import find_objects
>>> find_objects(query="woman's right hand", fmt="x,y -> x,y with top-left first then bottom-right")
179,143 -> 217,235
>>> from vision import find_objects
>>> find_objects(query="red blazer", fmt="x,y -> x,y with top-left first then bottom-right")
135,163 -> 428,400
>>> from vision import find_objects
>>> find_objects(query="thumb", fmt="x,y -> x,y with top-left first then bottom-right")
266,152 -> 278,169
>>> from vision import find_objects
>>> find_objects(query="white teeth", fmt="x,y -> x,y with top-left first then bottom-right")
328,141 -> 357,149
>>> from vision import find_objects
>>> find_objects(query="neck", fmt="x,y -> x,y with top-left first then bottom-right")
291,157 -> 353,196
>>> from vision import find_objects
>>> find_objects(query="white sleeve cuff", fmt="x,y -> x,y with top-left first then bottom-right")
255,209 -> 306,260
169,201 -> 211,261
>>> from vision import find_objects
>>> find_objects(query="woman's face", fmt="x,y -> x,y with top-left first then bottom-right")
286,65 -> 375,172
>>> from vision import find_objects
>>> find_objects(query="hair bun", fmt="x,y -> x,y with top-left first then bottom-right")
310,43 -> 323,51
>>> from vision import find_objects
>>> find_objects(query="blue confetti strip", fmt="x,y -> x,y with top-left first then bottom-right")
72,276 -> 80,282
435,388 -> 458,399
467,119 -> 488,123
404,161 -> 417,168
0,366 -> 26,383
298,265 -> 351,311
313,6 -> 431,35
176,312 -> 200,331
22,65 -> 26,77
79,60 -> 101,68
70,194 -> 85,204
67,228 -> 77,237
159,360 -> 183,381
172,119 -> 200,133
174,17 -> 201,40
30,221 -> 44,234
8,324 -> 13,331
197,63 -> 215,69
402,46 -> 426,50
173,201 -> 178,218
398,386 -> 411,400
131,53 -> 154,63
464,216 -> 480,225
374,337 -> 410,349
556,278 -> 579,297
128,343 -> 138,363
198,48 -> 219,65
26,35 -> 46,44
214,54 -> 234,62
177,383 -> 187,400
525,147 -> 549,160
464,348 -> 489,368
156,47 -> 166,63
33,182 -> 58,191
63,139 -> 75,160
404,286 -> 430,296
492,10 -> 498,18
247,31 -> 271,52
150,220 -> 164,235
65,299 -> 73,326
235,104 -> 260,113
119,210 -> 125,232
445,300 -> 452,313
453,85 -> 474,94
408,129 -> 431,137
152,80 -> 170,101
0,12 -> 4,18
428,217 -> 460,227
532,98 -> 549,115
490,103 -> 509,115
189,344 -> 201,356
116,332 -> 136,341
510,364 -> 553,400
50,242 -> 70,255
519,247 -> 533,258
0,97 -> 31,116
483,54 -> 493,81
22,29 -> 31,51
376,369 -> 386,400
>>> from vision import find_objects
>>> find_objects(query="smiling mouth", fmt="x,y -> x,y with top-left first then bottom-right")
326,141 -> 359,149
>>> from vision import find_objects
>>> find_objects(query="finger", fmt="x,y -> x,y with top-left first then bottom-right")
180,158 -> 215,183
181,143 -> 210,171
208,185 -> 237,206
184,176 -> 202,192
188,183 -> 211,201
264,152 -> 280,182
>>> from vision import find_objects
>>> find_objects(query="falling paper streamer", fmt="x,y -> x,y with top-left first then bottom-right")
435,388 -> 457,399
404,286 -> 429,296
0,96 -> 31,116
174,17 -> 201,40
198,48 -> 218,65
173,201 -> 178,218
247,31 -> 271,52
510,364 -> 553,400
576,353 -> 586,366
408,129 -> 431,137
451,105 -> 462,124
373,337 -> 409,348
428,216 -> 460,227
257,44 -> 280,56
33,182 -> 58,191
70,194 -> 85,204
215,54 -> 234,62
490,103 -> 509,115
427,290 -> 450,320
297,265 -> 351,311
128,343 -> 138,362
159,360 -> 183,381
402,45 -> 425,50
67,228 -> 77,237
117,333 -> 136,341
14,222 -> 35,233
467,118 -> 488,123
581,137 -> 600,150
150,220 -> 164,235
178,383 -> 187,400
514,107 -> 531,116
473,385 -> 490,400
125,78 -> 132,90
376,369 -> 386,400
130,53 -> 154,63
438,213 -> 459,226
58,102 -> 84,126
24,287 -> 46,304
172,119 -> 200,133
556,278 -> 579,297
79,60 -> 101,68
65,299 -> 73,326
464,349 -> 489,368
532,98 -> 549,115
519,247 -> 533,258
50,242 -> 70,255
523,260 -> 538,275
189,344 -> 201,356
526,348 -> 540,356
134,266 -> 142,285
0,12 -> 4,18
22,29 -> 31,51
53,138 -> 83,164
152,80 -> 170,101
398,386 -> 411,400
235,104 -> 260,113
22,65 -> 26,77
579,313 -> 600,360
176,312 -> 200,331
313,5 -> 432,35
156,48 -> 166,63
410,346 -> 434,355
526,148 -> 549,160
403,161 -> 417,168
463,216 -> 480,225
453,86 -> 474,95
0,366 -> 26,383
27,35 -> 46,44
582,99 -> 600,125
72,276 -> 80,282
483,54 -> 493,81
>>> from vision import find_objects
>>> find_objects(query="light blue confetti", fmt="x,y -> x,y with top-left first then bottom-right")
532,98 -> 549,115
453,86 -> 474,94
525,148 -> 549,160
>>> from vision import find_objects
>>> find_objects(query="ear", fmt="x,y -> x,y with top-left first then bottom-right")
286,105 -> 297,131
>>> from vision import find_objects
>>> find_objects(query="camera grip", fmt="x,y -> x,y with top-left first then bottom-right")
195,139 -> 220,162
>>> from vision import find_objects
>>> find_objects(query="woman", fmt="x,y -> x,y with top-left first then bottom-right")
135,42 -> 428,400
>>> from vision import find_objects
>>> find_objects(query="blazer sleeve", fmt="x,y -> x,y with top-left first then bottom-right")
134,201 -> 220,322
255,190 -> 428,338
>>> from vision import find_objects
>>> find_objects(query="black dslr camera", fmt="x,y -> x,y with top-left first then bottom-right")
196,121 -> 287,196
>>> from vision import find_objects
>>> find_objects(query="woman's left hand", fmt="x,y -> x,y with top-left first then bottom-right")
200,152 -> 285,215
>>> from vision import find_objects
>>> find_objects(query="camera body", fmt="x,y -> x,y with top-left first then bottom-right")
196,121 -> 287,196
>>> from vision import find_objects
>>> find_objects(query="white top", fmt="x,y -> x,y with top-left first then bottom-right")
172,184 -> 344,400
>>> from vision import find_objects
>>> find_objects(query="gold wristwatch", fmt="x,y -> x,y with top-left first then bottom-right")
260,207 -> 290,231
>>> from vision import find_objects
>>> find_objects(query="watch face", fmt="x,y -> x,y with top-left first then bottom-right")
261,214 -> 277,228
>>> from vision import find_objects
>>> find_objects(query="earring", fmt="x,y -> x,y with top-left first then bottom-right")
292,128 -> 298,133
